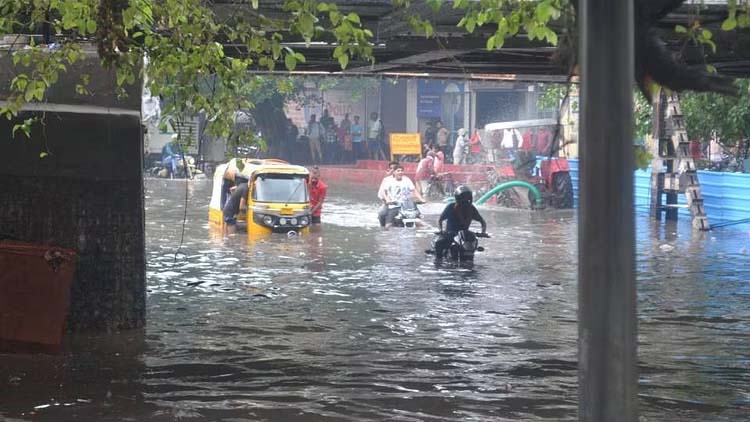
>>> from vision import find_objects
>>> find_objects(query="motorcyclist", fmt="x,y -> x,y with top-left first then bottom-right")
381,165 -> 425,228
161,135 -> 183,178
434,185 -> 487,260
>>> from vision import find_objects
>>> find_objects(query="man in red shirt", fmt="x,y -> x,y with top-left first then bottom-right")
308,166 -> 327,224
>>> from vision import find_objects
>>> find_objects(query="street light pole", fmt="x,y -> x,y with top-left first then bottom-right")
579,0 -> 637,421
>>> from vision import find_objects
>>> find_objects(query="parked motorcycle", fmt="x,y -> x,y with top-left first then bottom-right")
426,230 -> 490,264
149,155 -> 202,179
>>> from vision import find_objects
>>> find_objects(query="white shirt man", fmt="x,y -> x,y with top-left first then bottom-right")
379,166 -> 425,227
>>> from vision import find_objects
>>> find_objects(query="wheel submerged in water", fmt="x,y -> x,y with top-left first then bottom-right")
552,172 -> 574,209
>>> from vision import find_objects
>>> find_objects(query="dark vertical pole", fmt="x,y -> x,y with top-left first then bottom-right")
579,0 -> 637,421
649,91 -> 664,219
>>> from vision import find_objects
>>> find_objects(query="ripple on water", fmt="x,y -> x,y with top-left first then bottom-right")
2,180 -> 749,421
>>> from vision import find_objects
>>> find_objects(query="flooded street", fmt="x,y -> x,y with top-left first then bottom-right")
2,178 -> 750,421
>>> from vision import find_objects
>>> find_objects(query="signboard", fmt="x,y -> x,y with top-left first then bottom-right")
389,133 -> 422,160
417,80 -> 443,118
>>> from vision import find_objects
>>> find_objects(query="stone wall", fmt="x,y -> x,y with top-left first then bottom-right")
0,52 -> 145,332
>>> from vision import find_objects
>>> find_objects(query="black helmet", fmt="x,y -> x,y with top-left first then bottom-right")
454,185 -> 473,204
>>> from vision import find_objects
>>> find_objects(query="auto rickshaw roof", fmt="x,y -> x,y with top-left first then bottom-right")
484,119 -> 559,132
235,159 -> 310,178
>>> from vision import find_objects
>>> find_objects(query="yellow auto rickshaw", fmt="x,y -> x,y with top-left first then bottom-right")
209,158 -> 312,236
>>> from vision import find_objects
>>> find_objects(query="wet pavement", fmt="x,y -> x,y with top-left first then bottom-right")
1,178 -> 749,421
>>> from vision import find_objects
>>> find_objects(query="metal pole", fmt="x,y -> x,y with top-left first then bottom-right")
579,0 -> 637,421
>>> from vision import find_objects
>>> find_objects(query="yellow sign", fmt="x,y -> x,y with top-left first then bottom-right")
389,133 -> 422,160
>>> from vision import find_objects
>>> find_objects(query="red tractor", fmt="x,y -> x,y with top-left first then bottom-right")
482,119 -> 574,209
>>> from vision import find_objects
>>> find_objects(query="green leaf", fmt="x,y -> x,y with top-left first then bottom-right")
284,53 -> 297,71
546,28 -> 558,45
675,24 -> 687,33
299,14 -> 315,35
346,13 -> 360,24
465,17 -> 476,33
86,19 -> 96,34
338,53 -> 349,69
702,28 -> 713,40
294,52 -> 306,62
251,0 -> 259,9
39,151 -> 48,158
536,2 -> 553,21
721,17 -> 737,31
706,64 -> 717,74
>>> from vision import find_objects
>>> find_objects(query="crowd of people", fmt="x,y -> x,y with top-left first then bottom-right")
422,120 -> 556,166
287,110 -> 388,165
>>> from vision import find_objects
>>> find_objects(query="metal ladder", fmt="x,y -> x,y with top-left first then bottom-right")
649,92 -> 710,231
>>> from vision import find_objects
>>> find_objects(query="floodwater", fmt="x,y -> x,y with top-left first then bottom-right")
2,178 -> 750,421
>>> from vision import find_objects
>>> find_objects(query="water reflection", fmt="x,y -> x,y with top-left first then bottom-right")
1,178 -> 748,421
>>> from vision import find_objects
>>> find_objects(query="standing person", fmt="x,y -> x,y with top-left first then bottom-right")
368,112 -> 386,160
339,113 -> 353,163
351,115 -> 364,160
423,121 -> 437,147
286,118 -> 299,162
488,129 -> 502,163
320,109 -> 334,132
306,114 -> 323,164
469,129 -> 483,163
431,144 -> 445,174
415,151 -> 436,197
436,121 -> 450,162
308,166 -> 327,225
536,126 -> 552,156
380,165 -> 425,228
453,128 -> 468,165
324,120 -> 339,164
521,128 -> 534,151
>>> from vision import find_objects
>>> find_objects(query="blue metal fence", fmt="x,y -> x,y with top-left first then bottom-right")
567,159 -> 750,223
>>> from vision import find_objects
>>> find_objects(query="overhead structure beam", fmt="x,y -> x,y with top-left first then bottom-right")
579,0 -> 637,421
348,49 -> 465,72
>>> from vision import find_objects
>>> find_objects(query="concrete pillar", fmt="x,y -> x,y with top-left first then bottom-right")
463,88 -> 471,132
0,54 -> 145,332
579,0 -> 637,420
406,79 -> 418,133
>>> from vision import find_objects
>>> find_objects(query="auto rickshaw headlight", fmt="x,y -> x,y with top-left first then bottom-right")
279,217 -> 287,225
300,216 -> 309,226
291,218 -> 298,225
262,215 -> 274,226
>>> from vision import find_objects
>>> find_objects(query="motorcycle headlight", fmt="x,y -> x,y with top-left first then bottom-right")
300,216 -> 309,226
290,218 -> 298,225
262,215 -> 274,226
279,217 -> 287,225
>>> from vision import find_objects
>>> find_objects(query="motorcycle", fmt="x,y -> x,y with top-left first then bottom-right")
150,154 -> 202,179
390,199 -> 423,228
426,230 -> 490,263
